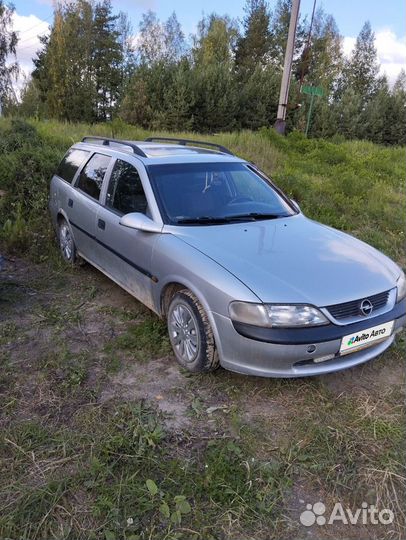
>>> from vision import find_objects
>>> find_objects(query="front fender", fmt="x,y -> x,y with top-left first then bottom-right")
151,234 -> 260,319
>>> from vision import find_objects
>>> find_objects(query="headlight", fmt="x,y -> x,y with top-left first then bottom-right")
229,302 -> 329,328
397,271 -> 406,302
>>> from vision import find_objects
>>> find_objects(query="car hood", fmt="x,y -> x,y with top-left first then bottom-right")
169,215 -> 400,306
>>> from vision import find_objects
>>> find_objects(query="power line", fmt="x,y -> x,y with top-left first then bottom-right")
299,0 -> 317,89
15,14 -> 53,37
16,41 -> 45,53
17,28 -> 50,45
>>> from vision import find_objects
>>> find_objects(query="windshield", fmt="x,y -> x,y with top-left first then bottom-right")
147,162 -> 296,225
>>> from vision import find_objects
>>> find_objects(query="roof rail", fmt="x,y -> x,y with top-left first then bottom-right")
144,136 -> 234,156
81,136 -> 148,158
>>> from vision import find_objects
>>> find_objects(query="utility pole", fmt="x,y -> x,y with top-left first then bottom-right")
274,0 -> 301,135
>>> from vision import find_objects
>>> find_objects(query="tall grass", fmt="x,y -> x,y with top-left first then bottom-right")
0,118 -> 405,264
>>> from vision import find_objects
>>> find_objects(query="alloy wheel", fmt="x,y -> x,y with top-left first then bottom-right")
169,302 -> 200,363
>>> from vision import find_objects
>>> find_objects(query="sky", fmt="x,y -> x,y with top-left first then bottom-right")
9,0 -> 406,90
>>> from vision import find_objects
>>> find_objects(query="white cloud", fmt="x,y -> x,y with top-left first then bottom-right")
8,12 -> 50,92
342,36 -> 356,57
343,29 -> 406,86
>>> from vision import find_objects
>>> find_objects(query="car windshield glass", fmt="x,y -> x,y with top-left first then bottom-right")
147,162 -> 295,225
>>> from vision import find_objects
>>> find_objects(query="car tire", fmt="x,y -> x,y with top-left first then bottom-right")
167,289 -> 220,373
58,218 -> 77,265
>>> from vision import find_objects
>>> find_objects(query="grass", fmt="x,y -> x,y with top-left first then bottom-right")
105,318 -> 171,360
0,118 -> 405,539
0,400 -> 289,539
0,260 -> 405,539
0,117 -> 405,264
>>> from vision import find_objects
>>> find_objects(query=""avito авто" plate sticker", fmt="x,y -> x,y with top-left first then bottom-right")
340,321 -> 394,355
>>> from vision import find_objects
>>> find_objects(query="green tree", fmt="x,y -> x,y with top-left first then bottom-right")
64,0 -> 94,121
269,0 -> 307,68
93,0 -> 123,120
34,6 -> 68,119
192,14 -> 238,66
33,1 -> 94,121
343,21 -> 380,104
334,88 -> 363,139
137,11 -> 166,65
305,11 -> 342,93
161,60 -> 194,131
32,0 -> 124,122
120,10 -> 188,128
117,11 -> 135,77
295,10 -> 343,136
393,69 -> 406,97
237,65 -> 279,129
391,70 -> 406,145
235,0 -> 272,76
164,12 -> 185,63
330,21 -> 384,143
16,77 -> 43,117
361,75 -> 406,145
192,63 -> 238,132
119,69 -> 153,127
0,0 -> 18,110
191,14 -> 238,132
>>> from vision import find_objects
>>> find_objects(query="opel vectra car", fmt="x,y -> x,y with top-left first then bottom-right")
49,136 -> 406,377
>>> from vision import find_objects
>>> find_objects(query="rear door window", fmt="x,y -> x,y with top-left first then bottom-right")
76,153 -> 111,201
106,159 -> 148,215
56,149 -> 90,183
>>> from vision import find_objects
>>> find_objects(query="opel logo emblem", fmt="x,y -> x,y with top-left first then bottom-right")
360,299 -> 373,316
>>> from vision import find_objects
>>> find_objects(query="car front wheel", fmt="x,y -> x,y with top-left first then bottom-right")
167,289 -> 220,373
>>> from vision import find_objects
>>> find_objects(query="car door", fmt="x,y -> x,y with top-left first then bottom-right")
68,152 -> 112,262
95,158 -> 158,310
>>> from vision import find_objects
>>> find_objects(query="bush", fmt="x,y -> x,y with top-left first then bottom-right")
0,120 -> 64,260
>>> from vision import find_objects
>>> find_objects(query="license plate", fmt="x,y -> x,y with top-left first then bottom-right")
340,321 -> 394,355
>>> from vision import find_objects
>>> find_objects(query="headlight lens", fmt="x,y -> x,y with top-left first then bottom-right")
229,302 -> 329,328
396,271 -> 406,302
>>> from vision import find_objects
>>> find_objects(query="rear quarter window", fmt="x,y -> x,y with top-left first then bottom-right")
56,149 -> 90,183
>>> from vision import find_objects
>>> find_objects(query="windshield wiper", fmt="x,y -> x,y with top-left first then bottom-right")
225,212 -> 287,221
176,216 -> 230,224
176,213 -> 287,225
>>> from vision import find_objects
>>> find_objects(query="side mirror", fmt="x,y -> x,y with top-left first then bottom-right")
291,199 -> 301,213
119,212 -> 163,233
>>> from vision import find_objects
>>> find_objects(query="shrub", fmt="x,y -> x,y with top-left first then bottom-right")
0,120 -> 64,260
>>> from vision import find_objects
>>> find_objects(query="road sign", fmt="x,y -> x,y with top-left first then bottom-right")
301,85 -> 324,97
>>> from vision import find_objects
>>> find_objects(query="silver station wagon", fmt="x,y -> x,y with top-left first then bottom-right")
49,136 -> 406,377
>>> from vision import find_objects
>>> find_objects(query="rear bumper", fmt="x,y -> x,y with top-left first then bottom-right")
212,304 -> 406,378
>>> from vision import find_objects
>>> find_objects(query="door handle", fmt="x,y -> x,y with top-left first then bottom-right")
98,219 -> 106,230
68,198 -> 73,207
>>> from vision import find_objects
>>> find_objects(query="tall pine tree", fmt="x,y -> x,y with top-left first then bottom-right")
191,14 -> 239,132
32,0 -> 124,122
93,0 -> 123,120
235,0 -> 272,76
343,21 -> 380,104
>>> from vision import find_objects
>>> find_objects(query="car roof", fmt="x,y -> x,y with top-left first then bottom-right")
73,139 -> 245,165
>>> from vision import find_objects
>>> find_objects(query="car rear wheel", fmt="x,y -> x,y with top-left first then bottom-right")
58,219 -> 77,264
167,289 -> 220,373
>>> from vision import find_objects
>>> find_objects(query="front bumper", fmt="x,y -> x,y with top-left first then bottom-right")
212,300 -> 406,378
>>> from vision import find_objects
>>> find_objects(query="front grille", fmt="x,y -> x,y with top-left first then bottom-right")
326,290 -> 390,320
